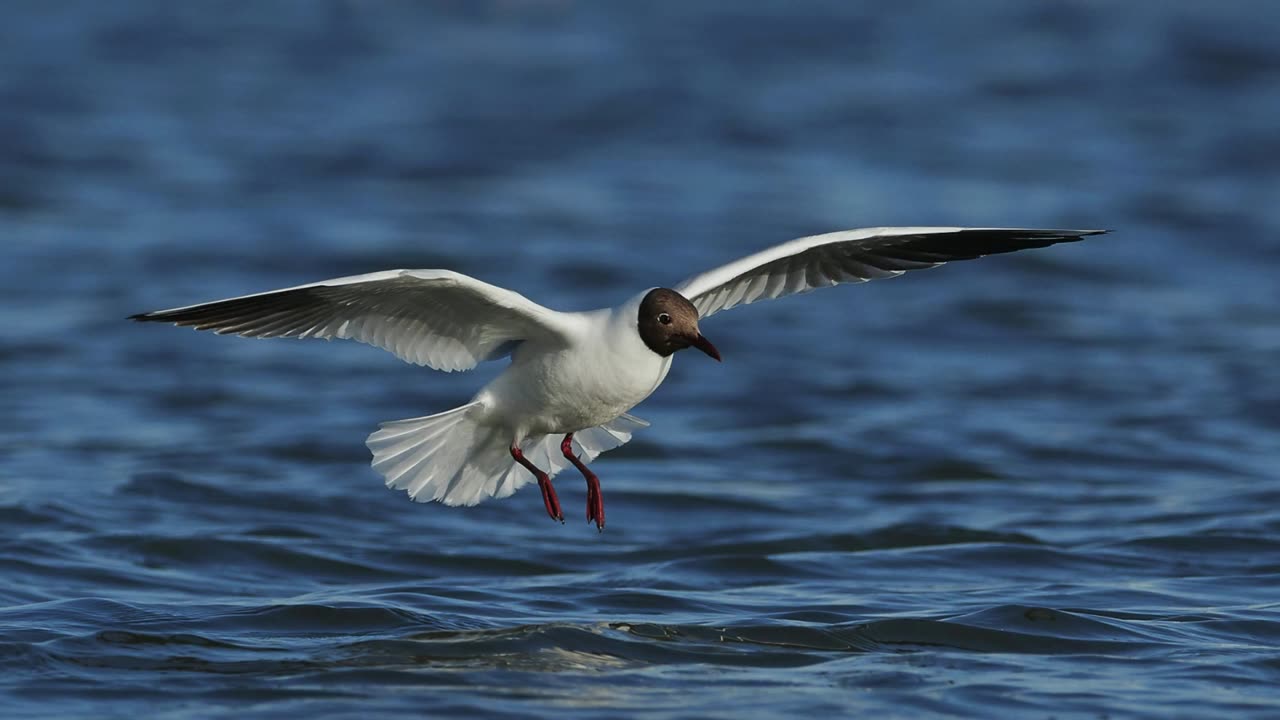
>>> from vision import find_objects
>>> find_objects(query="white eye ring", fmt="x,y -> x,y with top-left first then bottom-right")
658,313 -> 672,325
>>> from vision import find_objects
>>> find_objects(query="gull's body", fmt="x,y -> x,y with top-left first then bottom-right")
476,293 -> 671,440
132,226 -> 1104,529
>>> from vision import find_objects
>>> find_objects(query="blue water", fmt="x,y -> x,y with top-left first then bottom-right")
4,2 -> 1280,718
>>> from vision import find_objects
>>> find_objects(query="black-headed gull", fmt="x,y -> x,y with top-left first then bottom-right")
132,226 -> 1103,529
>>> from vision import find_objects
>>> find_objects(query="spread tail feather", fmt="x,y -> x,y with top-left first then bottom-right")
366,404 -> 648,507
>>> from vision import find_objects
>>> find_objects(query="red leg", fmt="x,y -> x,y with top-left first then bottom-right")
510,445 -> 562,523
562,434 -> 604,531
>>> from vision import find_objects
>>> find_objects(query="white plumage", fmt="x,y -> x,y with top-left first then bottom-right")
133,226 -> 1103,528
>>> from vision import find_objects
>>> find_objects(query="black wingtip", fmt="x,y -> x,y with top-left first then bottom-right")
1036,228 -> 1108,238
128,312 -> 158,322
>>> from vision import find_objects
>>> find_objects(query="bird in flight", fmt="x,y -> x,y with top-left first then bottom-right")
132,226 -> 1104,530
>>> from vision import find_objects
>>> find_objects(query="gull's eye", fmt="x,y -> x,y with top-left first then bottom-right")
658,313 -> 672,325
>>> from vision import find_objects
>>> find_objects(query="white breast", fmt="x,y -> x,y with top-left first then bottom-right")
472,297 -> 672,439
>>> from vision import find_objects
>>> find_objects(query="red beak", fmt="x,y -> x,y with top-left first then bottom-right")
689,333 -> 721,362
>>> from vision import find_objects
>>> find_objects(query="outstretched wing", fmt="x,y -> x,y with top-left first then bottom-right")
130,269 -> 573,372
675,227 -> 1106,319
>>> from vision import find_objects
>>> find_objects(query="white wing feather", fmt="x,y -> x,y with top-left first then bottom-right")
675,226 -> 1105,319
131,269 -> 572,372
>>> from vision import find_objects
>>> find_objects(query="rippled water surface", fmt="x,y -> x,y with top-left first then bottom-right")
4,2 -> 1280,718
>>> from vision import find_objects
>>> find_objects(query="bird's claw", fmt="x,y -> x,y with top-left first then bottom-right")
563,434 -> 605,532
537,475 -> 563,523
585,483 -> 605,532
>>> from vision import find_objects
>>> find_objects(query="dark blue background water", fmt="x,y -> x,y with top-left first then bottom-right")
4,2 -> 1280,718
